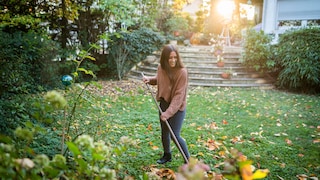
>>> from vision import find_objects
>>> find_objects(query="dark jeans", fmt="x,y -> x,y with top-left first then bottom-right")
159,99 -> 190,159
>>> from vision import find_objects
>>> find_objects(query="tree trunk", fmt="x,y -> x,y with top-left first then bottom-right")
61,0 -> 68,62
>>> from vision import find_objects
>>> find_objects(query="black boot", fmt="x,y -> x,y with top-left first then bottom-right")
157,153 -> 172,164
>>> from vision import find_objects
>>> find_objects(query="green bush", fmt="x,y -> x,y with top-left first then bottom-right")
241,29 -> 273,72
276,27 -> 320,93
0,95 -> 33,136
106,27 -> 165,80
0,30 -> 61,96
165,15 -> 190,36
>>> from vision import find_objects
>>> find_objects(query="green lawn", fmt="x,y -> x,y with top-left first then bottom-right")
64,81 -> 320,179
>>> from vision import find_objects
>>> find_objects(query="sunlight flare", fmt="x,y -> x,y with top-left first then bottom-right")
216,0 -> 235,20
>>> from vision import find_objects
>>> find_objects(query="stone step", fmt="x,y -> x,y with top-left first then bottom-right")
185,61 -> 242,67
133,63 -> 255,75
127,45 -> 274,88
127,74 -> 274,88
188,70 -> 263,78
188,82 -> 274,88
130,68 -> 267,79
147,54 -> 242,61
139,60 -> 244,68
150,46 -> 242,58
188,76 -> 272,84
182,55 -> 241,61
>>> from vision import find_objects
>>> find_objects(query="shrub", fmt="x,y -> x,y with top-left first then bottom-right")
0,30 -> 61,96
241,29 -> 273,72
165,15 -> 190,36
275,27 -> 320,93
0,95 -> 34,136
106,27 -> 165,80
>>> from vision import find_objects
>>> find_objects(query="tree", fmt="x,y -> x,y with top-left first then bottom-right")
172,0 -> 189,12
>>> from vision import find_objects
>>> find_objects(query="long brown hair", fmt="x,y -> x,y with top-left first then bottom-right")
160,44 -> 185,80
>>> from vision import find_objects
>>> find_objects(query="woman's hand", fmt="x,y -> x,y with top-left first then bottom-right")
142,76 -> 150,84
160,114 -> 167,121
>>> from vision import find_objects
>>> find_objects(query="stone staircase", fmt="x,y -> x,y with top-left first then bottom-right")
127,45 -> 275,88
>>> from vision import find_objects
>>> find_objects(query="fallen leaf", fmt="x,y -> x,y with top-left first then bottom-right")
218,151 -> 226,157
197,152 -> 204,157
274,133 -> 281,137
239,163 -> 253,180
231,136 -> 243,144
206,172 -> 224,180
221,136 -> 228,140
296,174 -> 308,180
209,122 -> 219,129
206,139 -> 221,151
313,139 -> 320,143
252,169 -> 269,179
256,162 -> 261,169
285,138 -> 293,146
309,177 -> 319,180
250,132 -> 259,136
222,119 -> 228,125
156,168 -> 176,179
147,124 -> 152,131
152,146 -> 159,150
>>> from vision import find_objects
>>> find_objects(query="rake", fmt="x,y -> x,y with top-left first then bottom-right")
141,72 -> 189,164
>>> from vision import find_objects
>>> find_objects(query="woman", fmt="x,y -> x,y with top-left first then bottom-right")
142,44 -> 190,164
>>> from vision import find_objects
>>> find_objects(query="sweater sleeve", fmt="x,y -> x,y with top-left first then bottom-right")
149,76 -> 157,85
148,66 -> 159,85
162,68 -> 188,119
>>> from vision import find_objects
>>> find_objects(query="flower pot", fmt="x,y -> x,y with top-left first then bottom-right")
221,72 -> 231,79
217,61 -> 225,67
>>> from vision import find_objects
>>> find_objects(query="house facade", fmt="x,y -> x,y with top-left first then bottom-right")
262,0 -> 320,40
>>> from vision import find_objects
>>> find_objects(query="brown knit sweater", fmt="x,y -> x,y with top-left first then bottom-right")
149,65 -> 188,120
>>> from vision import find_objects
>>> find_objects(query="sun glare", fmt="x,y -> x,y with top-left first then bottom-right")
216,0 -> 235,19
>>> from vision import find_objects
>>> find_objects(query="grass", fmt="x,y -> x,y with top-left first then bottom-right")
59,82 -> 320,179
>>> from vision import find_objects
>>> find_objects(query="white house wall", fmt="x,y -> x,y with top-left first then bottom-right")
262,0 -> 320,36
277,0 -> 320,21
262,0 -> 277,34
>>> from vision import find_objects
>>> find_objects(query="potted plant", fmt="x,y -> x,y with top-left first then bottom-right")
216,55 -> 224,67
209,34 -> 224,56
213,44 -> 223,56
221,68 -> 233,79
